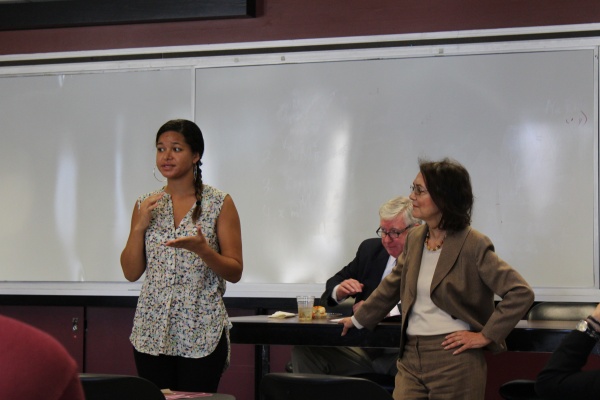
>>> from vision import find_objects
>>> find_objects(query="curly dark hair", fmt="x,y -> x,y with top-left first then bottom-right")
419,158 -> 473,231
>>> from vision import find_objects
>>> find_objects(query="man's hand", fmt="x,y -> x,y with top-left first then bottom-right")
336,279 -> 364,300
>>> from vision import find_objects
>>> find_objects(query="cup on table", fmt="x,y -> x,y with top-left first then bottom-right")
297,296 -> 314,322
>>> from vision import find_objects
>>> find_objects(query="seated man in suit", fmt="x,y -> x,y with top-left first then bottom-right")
0,314 -> 85,400
292,196 -> 419,377
535,302 -> 600,399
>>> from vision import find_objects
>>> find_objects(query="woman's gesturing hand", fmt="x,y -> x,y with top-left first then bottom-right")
136,193 -> 164,231
165,224 -> 208,254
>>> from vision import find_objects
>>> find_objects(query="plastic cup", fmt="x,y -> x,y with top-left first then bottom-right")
297,296 -> 314,322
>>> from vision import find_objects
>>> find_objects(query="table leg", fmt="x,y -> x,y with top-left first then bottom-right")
254,344 -> 270,400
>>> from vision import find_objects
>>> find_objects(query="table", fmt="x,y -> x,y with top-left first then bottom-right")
229,316 -> 578,399
230,315 -> 400,347
164,394 -> 235,400
230,316 -> 576,350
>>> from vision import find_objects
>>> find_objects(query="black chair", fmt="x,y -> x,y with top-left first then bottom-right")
498,379 -> 539,400
352,372 -> 395,394
79,373 -> 165,400
499,302 -> 597,400
261,372 -> 393,400
285,363 -> 395,394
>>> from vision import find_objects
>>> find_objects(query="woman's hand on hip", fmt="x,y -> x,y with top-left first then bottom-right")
442,331 -> 492,355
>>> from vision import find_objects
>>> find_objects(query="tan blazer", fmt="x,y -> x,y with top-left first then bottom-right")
353,224 -> 534,357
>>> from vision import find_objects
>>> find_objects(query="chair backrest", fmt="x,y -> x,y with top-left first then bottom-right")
79,373 -> 165,400
527,302 -> 597,321
261,373 -> 393,400
498,379 -> 539,400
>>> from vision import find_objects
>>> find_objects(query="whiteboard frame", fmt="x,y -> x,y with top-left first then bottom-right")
0,26 -> 599,301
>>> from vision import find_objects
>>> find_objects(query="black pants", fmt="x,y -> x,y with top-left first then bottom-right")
133,329 -> 228,392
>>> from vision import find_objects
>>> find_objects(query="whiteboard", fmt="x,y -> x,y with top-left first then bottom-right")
0,44 -> 597,300
196,49 -> 597,294
0,69 -> 193,282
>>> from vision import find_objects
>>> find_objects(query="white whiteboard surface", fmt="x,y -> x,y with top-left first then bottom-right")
197,49 -> 597,294
0,69 -> 193,282
0,42 -> 598,300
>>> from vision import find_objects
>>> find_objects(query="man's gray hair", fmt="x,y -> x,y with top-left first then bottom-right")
379,196 -> 420,226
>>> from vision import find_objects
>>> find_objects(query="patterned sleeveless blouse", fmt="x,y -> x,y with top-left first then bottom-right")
130,184 -> 231,362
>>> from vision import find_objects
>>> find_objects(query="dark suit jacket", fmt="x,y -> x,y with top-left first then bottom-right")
321,238 -> 390,309
354,224 -> 534,357
535,330 -> 600,399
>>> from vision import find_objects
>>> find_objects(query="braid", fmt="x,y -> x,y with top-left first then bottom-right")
192,161 -> 203,223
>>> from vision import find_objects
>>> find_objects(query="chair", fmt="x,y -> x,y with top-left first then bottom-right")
498,379 -> 539,400
261,372 -> 393,400
527,302 -> 597,321
499,302 -> 597,400
79,373 -> 165,400
352,372 -> 395,394
285,362 -> 395,394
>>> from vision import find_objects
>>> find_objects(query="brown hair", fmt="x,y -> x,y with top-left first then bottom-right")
419,158 -> 473,231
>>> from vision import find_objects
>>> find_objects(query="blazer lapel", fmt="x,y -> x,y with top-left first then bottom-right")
403,225 -> 427,304
430,226 -> 471,292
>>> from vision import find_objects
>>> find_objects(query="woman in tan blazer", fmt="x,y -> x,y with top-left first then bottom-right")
340,158 -> 534,400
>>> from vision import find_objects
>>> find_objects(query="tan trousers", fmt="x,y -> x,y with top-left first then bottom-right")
394,334 -> 487,400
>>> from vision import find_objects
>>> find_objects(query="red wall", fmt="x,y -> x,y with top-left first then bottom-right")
1,0 -> 600,56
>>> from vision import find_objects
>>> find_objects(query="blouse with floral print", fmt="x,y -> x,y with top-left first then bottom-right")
130,184 -> 231,362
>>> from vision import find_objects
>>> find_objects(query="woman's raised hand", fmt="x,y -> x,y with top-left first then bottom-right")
136,193 -> 164,231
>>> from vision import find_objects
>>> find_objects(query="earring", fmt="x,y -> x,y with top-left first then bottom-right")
193,164 -> 198,181
153,166 -> 166,182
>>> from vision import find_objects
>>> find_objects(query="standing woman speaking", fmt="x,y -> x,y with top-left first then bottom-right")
340,158 -> 534,399
120,119 -> 243,392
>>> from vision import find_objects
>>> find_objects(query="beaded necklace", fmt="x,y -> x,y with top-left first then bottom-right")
425,231 -> 445,251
